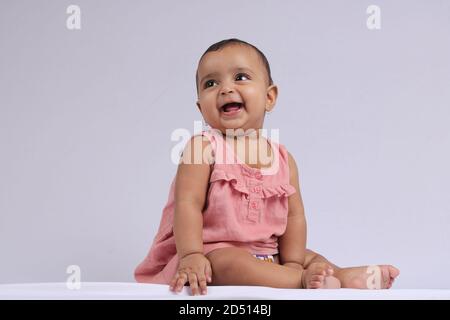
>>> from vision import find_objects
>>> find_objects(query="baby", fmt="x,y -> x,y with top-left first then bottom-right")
134,38 -> 400,295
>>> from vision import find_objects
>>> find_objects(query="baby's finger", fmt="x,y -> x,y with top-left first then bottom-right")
169,276 -> 178,291
188,273 -> 200,296
205,263 -> 212,283
197,274 -> 208,295
174,272 -> 188,292
169,272 -> 183,290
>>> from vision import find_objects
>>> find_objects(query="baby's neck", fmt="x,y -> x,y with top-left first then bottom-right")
221,128 -> 262,140
221,129 -> 273,169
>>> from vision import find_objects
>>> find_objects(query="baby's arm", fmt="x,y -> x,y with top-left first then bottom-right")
170,135 -> 214,295
278,151 -> 307,270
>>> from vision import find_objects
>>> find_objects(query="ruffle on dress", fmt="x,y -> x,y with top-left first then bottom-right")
209,169 -> 296,199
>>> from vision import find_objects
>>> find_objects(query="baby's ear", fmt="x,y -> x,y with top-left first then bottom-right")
266,85 -> 278,109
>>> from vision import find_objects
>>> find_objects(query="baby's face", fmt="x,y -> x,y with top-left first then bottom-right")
196,45 -> 277,136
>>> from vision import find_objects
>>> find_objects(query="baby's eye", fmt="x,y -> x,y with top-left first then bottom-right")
204,80 -> 217,88
235,73 -> 250,81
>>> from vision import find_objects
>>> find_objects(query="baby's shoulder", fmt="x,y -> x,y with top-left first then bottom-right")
279,145 -> 298,174
179,134 -> 214,166
275,142 -> 293,161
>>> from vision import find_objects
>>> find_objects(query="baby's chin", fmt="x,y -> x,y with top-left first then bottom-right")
217,126 -> 261,138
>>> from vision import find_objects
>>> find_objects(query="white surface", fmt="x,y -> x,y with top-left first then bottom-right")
0,282 -> 449,300
1,1 -> 450,290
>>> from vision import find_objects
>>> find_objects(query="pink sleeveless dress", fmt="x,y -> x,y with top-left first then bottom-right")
134,129 -> 296,284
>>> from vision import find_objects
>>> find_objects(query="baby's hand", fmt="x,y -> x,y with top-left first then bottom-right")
169,252 -> 212,295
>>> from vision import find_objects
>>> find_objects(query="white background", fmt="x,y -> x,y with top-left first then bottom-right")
1,0 -> 449,288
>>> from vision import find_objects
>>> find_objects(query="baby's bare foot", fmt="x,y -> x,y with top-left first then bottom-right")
336,265 -> 400,289
302,262 -> 341,289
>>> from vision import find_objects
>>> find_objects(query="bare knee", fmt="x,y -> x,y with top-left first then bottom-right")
206,247 -> 252,285
303,249 -> 320,268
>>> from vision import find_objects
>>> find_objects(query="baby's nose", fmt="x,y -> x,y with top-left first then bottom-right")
220,87 -> 234,95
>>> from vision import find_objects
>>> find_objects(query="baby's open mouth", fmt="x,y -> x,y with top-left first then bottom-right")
220,102 -> 244,113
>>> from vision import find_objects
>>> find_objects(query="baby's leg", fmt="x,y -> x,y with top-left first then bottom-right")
334,265 -> 400,289
206,247 -> 304,288
304,249 -> 400,289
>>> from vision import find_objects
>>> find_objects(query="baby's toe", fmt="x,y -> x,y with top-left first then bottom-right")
388,265 -> 400,278
311,275 -> 324,282
327,267 -> 334,276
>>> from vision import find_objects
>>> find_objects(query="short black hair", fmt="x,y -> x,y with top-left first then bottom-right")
195,38 -> 273,94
